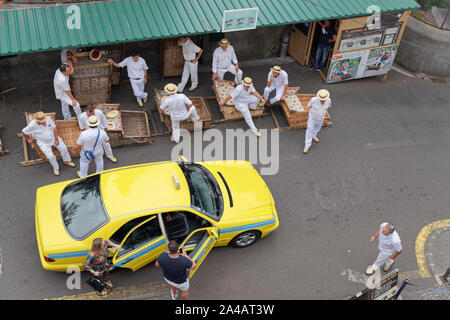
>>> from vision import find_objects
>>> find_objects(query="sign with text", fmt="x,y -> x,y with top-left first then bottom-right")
222,8 -> 258,32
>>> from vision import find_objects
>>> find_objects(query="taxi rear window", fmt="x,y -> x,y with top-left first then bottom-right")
61,175 -> 109,240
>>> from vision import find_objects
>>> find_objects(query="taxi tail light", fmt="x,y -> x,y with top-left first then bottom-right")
44,256 -> 55,263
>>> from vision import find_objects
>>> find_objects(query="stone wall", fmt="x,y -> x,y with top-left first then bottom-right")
396,15 -> 450,77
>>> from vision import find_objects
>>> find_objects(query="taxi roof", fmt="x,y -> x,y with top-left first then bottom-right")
100,161 -> 191,218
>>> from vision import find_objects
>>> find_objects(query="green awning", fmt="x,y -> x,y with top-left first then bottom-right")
0,0 -> 420,56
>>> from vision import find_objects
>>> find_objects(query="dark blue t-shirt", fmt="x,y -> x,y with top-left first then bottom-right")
318,26 -> 336,46
157,252 -> 193,284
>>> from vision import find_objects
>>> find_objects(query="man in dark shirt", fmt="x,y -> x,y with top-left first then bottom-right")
156,240 -> 196,300
310,20 -> 337,71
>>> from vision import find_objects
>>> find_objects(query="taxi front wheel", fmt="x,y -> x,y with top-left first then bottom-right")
230,230 -> 261,248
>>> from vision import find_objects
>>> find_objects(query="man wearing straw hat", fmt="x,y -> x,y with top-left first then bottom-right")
263,66 -> 289,105
219,77 -> 266,137
22,111 -> 76,176
108,51 -> 149,107
211,38 -> 243,85
78,105 -> 117,163
177,37 -> 203,93
303,89 -> 331,154
73,115 -> 112,178
54,64 -> 82,120
159,83 -> 201,144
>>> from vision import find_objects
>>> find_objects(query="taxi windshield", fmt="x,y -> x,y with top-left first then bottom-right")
61,175 -> 109,240
179,163 -> 223,221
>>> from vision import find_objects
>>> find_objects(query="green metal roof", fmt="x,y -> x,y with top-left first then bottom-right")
0,0 -> 420,56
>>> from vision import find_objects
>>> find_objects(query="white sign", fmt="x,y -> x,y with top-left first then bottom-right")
222,8 -> 259,32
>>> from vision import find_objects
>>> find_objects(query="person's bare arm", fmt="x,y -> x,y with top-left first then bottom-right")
329,34 -> 337,43
370,229 -> 380,242
108,58 -> 122,69
182,249 -> 196,270
144,69 -> 148,84
192,49 -> 203,63
252,91 -> 267,104
389,249 -> 403,260
219,95 -> 232,107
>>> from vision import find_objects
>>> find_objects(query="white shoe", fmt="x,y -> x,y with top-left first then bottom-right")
313,136 -> 319,143
366,266 -> 375,275
303,147 -> 309,154
138,101 -> 144,107
253,130 -> 261,137
170,289 -> 178,300
53,169 -> 60,176
188,86 -> 197,92
77,171 -> 81,178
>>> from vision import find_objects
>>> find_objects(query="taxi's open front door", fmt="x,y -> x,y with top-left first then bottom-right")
179,227 -> 218,279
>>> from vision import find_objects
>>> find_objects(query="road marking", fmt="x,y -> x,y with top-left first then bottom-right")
364,138 -> 430,149
414,219 -> 450,278
47,281 -> 169,300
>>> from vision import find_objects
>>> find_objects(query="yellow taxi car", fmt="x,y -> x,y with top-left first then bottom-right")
35,159 -> 279,278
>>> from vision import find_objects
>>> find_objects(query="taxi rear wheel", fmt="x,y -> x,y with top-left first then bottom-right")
230,230 -> 261,248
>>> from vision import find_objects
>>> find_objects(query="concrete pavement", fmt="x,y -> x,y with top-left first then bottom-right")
0,58 -> 450,300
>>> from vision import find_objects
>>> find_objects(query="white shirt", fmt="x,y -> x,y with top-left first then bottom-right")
119,56 -> 149,79
268,70 -> 288,87
307,97 -> 331,121
212,46 -> 238,73
53,69 -> 71,100
22,118 -> 56,146
160,94 -> 192,119
231,84 -> 255,105
61,48 -> 78,64
179,39 -> 201,61
78,110 -> 109,130
77,127 -> 109,151
378,222 -> 402,254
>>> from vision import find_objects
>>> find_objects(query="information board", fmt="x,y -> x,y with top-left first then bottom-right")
222,8 -> 259,32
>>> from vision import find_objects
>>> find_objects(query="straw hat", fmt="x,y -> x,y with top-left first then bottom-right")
164,83 -> 178,94
242,77 -> 253,87
218,38 -> 230,46
89,49 -> 101,61
87,115 -> 100,127
271,66 -> 282,74
317,89 -> 330,100
33,111 -> 47,123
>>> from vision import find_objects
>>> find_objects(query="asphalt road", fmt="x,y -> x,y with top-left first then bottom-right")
0,61 -> 449,300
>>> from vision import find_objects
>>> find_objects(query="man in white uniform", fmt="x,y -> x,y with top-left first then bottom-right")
74,116 -> 111,178
54,64 -> 82,120
303,89 -> 331,154
211,38 -> 243,85
366,223 -> 403,275
159,83 -> 201,144
61,48 -> 79,72
108,51 -> 149,107
177,37 -> 203,93
78,105 -> 117,163
263,66 -> 289,105
219,77 -> 266,137
22,111 -> 76,176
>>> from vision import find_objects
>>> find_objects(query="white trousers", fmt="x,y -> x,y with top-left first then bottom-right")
37,137 -> 72,171
177,61 -> 198,92
217,65 -> 243,84
130,78 -> 148,103
263,84 -> 284,104
235,95 -> 260,132
304,117 -> 323,148
371,250 -> 395,270
171,106 -> 200,143
79,147 -> 104,178
60,94 -> 81,120
103,141 -> 114,159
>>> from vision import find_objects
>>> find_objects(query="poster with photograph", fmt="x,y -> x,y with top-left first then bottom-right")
327,50 -> 365,83
361,45 -> 398,78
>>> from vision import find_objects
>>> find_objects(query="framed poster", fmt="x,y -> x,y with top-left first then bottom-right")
222,8 -> 259,32
327,50 -> 366,83
361,45 -> 399,77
